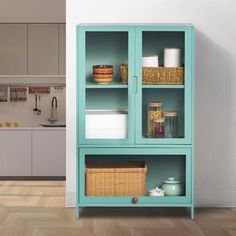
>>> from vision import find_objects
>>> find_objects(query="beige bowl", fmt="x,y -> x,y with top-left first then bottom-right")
94,77 -> 113,84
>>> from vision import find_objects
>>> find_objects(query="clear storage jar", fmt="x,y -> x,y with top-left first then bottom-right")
153,117 -> 165,138
148,102 -> 163,138
163,111 -> 177,138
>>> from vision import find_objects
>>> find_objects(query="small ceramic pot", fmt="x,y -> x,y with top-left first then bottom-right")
149,187 -> 165,197
161,177 -> 184,196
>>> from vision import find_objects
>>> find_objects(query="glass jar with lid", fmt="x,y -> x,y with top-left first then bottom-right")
153,117 -> 165,138
147,102 -> 163,138
163,111 -> 177,138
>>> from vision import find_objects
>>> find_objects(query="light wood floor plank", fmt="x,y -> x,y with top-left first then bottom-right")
0,181 -> 235,236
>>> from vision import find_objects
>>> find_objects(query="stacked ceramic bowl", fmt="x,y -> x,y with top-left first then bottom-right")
93,65 -> 113,84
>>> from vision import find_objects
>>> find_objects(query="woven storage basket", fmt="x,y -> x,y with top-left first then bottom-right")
86,161 -> 147,196
120,64 -> 184,84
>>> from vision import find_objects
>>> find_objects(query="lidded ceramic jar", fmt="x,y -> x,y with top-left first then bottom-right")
161,177 -> 184,196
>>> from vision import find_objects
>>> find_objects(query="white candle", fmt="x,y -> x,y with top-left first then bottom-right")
164,48 -> 181,67
142,55 -> 159,67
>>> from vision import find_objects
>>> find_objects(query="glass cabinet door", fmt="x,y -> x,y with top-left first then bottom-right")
77,26 -> 135,145
135,26 -> 194,144
78,147 -> 192,206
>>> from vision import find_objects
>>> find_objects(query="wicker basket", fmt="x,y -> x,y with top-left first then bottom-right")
120,64 -> 184,85
86,161 -> 147,196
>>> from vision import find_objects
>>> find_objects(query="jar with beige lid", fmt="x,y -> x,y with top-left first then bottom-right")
163,111 -> 177,138
147,102 -> 163,138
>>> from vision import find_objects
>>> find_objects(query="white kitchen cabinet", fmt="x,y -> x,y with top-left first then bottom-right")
0,24 -> 27,75
0,131 -> 31,176
59,24 -> 66,75
28,24 -> 59,75
32,130 -> 66,176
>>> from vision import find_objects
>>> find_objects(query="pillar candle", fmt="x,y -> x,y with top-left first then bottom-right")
164,48 -> 181,67
142,55 -> 159,67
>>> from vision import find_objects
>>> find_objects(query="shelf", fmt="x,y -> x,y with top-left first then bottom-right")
86,82 -> 184,89
142,84 -> 184,89
86,81 -> 128,89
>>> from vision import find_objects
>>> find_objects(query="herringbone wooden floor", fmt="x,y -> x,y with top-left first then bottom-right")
0,181 -> 235,236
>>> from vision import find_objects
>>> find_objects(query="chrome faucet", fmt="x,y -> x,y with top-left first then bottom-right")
48,96 -> 58,123
52,96 -> 57,109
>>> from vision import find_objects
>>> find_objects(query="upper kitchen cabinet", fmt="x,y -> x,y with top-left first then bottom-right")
59,24 -> 66,75
28,24 -> 59,75
0,24 -> 27,75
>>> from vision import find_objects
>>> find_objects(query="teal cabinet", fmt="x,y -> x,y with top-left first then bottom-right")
76,24 -> 194,219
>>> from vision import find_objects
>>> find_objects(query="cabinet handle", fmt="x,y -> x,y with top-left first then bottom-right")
132,197 -> 138,204
133,76 -> 138,94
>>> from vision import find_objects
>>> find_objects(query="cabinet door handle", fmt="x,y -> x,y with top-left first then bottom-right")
133,76 -> 138,94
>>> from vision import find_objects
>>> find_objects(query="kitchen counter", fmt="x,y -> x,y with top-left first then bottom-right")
0,127 -> 66,130
0,123 -> 66,130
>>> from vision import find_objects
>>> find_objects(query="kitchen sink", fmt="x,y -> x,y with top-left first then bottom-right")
40,124 -> 66,127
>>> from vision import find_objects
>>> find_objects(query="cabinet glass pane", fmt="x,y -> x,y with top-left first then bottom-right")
85,32 -> 129,140
142,32 -> 185,66
141,31 -> 185,140
142,89 -> 184,138
84,155 -> 187,198
85,32 -> 128,85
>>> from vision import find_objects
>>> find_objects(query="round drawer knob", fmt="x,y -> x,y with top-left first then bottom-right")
132,197 -> 138,204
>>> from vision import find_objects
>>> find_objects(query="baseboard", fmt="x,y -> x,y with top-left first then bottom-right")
65,191 -> 236,208
195,190 -> 236,207
66,191 -> 76,207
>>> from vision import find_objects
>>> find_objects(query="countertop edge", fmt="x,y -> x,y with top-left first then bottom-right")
0,127 -> 66,131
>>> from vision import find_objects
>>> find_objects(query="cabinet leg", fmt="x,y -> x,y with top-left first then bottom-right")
76,207 -> 80,219
190,206 -> 194,219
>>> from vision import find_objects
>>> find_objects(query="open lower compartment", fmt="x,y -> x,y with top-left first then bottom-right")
78,148 -> 192,206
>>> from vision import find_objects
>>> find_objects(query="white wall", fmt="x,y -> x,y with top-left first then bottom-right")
67,0 -> 236,207
0,0 -> 65,23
